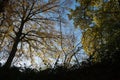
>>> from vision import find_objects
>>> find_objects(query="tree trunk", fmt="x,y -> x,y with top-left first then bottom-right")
3,39 -> 20,69
3,21 -> 24,69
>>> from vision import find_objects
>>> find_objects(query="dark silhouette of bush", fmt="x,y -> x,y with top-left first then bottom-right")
0,59 -> 120,80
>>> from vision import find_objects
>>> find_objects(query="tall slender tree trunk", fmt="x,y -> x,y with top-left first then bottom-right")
3,39 -> 20,69
3,21 -> 24,69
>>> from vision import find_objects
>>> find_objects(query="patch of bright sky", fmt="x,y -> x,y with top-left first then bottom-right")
54,0 -> 88,65
35,0 -> 87,69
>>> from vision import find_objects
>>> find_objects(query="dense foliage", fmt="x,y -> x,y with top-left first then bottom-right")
69,0 -> 120,62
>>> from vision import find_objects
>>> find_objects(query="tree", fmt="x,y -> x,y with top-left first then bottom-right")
69,0 -> 120,62
0,0 -> 70,69
60,32 -> 82,68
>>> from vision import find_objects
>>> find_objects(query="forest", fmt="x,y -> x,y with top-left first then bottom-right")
0,0 -> 120,80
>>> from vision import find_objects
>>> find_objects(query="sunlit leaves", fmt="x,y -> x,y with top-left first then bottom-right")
0,0 -> 70,68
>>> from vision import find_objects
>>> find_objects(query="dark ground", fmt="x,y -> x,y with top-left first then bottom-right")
0,62 -> 120,80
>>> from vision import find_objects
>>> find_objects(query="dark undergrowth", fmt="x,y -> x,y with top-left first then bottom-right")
0,62 -> 120,80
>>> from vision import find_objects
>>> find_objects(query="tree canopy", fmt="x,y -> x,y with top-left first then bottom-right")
0,0 -> 62,68
69,0 -> 120,62
0,0 -> 83,69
